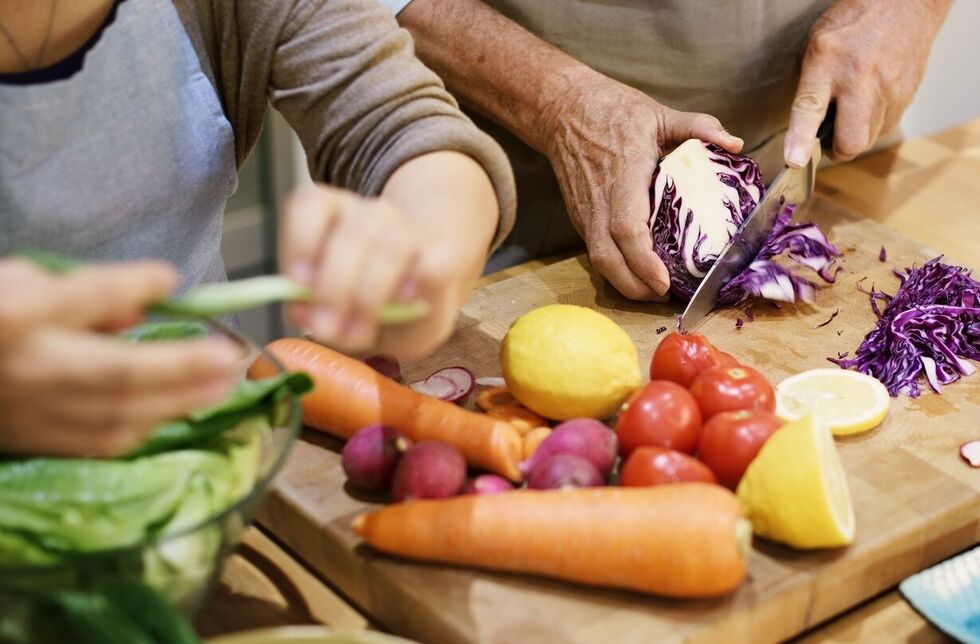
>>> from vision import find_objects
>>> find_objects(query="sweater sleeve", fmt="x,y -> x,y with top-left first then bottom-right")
267,0 -> 516,253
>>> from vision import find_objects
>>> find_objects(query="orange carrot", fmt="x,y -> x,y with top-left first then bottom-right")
522,427 -> 552,460
486,404 -> 547,436
352,484 -> 750,598
250,338 -> 523,481
476,386 -> 516,411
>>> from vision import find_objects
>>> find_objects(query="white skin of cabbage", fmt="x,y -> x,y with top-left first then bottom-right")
651,139 -> 762,279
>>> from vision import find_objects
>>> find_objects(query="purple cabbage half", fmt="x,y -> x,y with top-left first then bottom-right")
831,257 -> 980,397
648,140 -> 839,305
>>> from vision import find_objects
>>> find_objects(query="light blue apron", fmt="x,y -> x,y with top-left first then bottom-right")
0,0 -> 238,295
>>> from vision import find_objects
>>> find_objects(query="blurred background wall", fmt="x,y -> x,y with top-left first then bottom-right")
225,0 -> 980,344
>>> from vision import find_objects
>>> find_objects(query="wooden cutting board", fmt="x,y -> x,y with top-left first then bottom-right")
257,196 -> 980,644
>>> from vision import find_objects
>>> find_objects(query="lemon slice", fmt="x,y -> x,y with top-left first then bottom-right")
775,368 -> 890,436
736,415 -> 855,549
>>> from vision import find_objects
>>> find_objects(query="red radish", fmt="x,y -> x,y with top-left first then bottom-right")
519,418 -> 617,478
462,474 -> 514,495
341,424 -> 412,492
527,454 -> 604,490
363,355 -> 402,382
961,440 -> 980,467
409,366 -> 475,404
392,441 -> 467,501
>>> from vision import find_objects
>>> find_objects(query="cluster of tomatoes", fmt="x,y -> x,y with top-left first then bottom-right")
614,332 -> 783,490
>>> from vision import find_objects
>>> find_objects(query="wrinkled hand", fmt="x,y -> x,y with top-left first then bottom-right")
540,69 -> 744,301
784,0 -> 950,167
0,260 -> 238,457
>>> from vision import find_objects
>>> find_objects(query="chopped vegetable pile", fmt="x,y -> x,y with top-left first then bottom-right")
648,140 -> 840,306
831,257 -> 980,397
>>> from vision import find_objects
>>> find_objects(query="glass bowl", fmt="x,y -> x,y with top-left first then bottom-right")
0,318 -> 302,641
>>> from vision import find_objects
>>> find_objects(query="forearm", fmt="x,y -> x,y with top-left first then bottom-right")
382,151 -> 499,285
399,0 -> 599,155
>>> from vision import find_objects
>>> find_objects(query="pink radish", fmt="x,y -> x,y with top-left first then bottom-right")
409,366 -> 475,404
391,440 -> 467,501
341,424 -> 412,492
527,454 -> 604,490
461,474 -> 514,495
364,355 -> 402,382
519,418 -> 618,478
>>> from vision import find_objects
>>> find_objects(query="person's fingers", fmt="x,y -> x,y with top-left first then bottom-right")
784,59 -> 834,168
831,92 -> 877,162
9,328 -> 239,393
608,165 -> 671,297
343,208 -> 419,351
307,198 -> 375,342
0,260 -> 175,343
279,183 -> 342,286
587,238 -> 660,302
663,111 -> 743,153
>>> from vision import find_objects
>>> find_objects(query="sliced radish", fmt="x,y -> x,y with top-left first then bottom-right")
409,366 -> 475,404
960,441 -> 980,468
364,354 -> 402,382
476,376 -> 506,387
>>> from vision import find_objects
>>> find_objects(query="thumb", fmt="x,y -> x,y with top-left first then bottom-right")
784,62 -> 833,168
662,110 -> 744,153
49,262 -> 177,330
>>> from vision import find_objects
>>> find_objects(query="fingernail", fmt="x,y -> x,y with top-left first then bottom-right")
785,144 -> 808,169
396,277 -> 419,301
312,308 -> 340,338
289,261 -> 315,286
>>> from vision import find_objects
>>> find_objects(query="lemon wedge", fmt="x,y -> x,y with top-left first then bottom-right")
736,415 -> 856,549
775,368 -> 889,436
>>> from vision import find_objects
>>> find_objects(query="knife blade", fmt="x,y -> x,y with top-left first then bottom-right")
678,105 -> 836,332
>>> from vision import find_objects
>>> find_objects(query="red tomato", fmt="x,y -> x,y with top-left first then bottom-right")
717,351 -> 740,367
697,410 -> 783,489
689,365 -> 776,420
619,447 -> 717,487
614,381 -> 702,456
649,332 -> 733,388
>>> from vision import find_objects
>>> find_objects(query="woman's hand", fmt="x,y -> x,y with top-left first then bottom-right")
280,152 -> 499,360
0,259 -> 239,457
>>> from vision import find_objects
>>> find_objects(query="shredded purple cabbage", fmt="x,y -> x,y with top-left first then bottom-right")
716,206 -> 840,306
735,317 -> 744,330
831,257 -> 980,397
879,246 -> 887,262
649,141 -> 840,306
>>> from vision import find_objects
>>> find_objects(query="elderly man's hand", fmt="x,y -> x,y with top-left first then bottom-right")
541,68 -> 743,301
784,0 -> 951,167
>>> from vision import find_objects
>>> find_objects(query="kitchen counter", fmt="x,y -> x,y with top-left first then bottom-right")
198,117 -> 980,642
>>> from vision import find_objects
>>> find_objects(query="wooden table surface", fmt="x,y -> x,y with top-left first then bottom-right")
197,118 -> 980,642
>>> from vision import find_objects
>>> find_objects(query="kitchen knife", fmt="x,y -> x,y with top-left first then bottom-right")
678,104 -> 837,332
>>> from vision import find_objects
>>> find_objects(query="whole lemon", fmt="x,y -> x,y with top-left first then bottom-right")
501,304 -> 642,420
